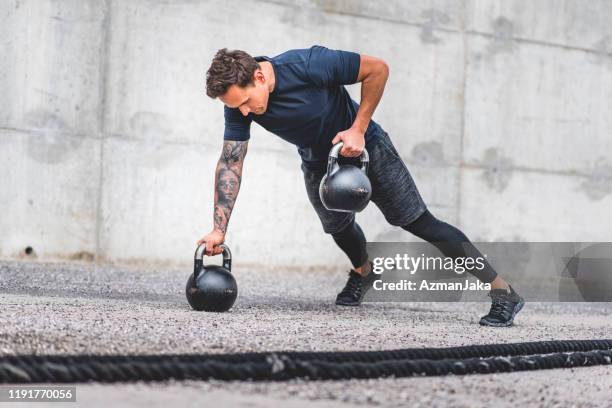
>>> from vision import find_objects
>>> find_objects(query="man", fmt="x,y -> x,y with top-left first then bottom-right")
198,46 -> 524,327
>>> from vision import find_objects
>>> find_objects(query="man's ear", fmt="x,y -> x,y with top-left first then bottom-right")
253,69 -> 264,83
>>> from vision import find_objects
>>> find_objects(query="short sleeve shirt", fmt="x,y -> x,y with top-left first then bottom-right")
223,45 -> 384,163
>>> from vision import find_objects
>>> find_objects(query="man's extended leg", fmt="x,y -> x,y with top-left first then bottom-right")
365,131 -> 524,326
402,209 -> 524,326
401,209 -> 500,285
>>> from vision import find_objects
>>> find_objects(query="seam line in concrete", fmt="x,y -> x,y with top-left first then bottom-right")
0,126 -> 296,155
2,125 -> 604,180
456,1 -> 468,228
461,163 -> 603,179
258,0 -> 612,57
95,0 -> 113,263
466,30 -> 612,57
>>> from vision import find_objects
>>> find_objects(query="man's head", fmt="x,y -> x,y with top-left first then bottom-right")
206,48 -> 271,116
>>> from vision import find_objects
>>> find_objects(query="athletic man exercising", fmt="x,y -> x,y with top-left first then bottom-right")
198,46 -> 524,326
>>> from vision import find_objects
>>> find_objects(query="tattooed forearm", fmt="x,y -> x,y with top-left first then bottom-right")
213,140 -> 248,234
222,141 -> 248,166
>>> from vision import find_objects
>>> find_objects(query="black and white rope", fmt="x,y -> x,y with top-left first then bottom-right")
1,339 -> 610,383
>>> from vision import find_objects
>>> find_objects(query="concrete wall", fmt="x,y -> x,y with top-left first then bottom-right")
1,0 -> 611,268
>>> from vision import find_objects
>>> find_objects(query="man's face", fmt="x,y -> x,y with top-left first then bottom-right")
220,70 -> 270,116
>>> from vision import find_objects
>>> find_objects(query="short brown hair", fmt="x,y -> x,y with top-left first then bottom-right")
206,48 -> 260,98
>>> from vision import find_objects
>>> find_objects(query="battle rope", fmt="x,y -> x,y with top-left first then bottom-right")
1,339 -> 611,383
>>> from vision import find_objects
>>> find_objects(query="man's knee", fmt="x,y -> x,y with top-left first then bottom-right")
402,209 -> 436,235
402,210 -> 467,242
322,214 -> 355,236
330,218 -> 357,239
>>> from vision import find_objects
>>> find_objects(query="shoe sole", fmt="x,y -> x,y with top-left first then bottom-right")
479,298 -> 525,327
335,299 -> 361,307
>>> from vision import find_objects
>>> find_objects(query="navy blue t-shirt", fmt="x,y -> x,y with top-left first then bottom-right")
223,45 -> 384,163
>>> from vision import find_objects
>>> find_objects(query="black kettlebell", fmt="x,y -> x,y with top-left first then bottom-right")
186,243 -> 237,312
319,142 -> 372,213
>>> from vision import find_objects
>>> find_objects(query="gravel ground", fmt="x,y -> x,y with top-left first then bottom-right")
0,260 -> 611,407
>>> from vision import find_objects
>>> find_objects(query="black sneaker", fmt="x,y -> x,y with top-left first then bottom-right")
479,285 -> 525,327
335,264 -> 377,307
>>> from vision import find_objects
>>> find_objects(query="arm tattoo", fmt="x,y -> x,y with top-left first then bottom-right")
214,140 -> 248,234
222,142 -> 248,165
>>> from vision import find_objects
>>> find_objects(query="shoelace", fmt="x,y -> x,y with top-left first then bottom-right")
339,273 -> 362,297
489,296 -> 512,318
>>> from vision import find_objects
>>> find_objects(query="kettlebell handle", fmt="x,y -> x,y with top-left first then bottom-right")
194,243 -> 232,280
327,142 -> 369,175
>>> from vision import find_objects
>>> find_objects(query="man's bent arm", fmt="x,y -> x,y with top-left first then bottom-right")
213,140 -> 248,234
352,55 -> 390,134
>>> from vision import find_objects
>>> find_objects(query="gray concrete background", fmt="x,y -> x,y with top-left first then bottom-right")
1,0 -> 612,268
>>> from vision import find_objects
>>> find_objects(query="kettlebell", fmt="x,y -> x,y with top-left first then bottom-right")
186,243 -> 237,312
319,142 -> 372,213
